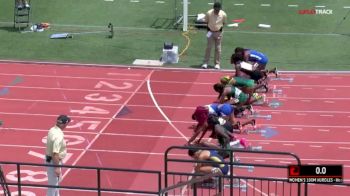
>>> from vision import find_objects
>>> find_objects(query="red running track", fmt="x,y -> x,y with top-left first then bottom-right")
0,62 -> 349,195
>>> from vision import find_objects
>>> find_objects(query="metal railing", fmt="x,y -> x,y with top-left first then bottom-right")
163,145 -> 304,196
0,161 -> 161,196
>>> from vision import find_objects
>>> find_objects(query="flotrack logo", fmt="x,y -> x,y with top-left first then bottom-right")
298,9 -> 333,15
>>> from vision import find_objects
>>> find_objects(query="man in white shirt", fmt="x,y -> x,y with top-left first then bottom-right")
46,115 -> 70,196
202,2 -> 227,70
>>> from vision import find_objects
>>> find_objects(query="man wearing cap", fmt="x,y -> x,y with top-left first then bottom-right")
201,2 -> 227,70
46,115 -> 70,196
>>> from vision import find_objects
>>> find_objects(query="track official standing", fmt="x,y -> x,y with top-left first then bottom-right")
46,115 -> 70,196
202,2 -> 227,70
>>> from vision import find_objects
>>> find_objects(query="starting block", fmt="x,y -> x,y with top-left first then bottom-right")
270,77 -> 294,83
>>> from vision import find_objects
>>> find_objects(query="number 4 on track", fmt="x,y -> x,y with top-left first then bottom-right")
70,106 -> 110,115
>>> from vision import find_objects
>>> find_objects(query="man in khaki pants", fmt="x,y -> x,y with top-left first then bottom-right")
46,115 -> 70,196
202,2 -> 227,70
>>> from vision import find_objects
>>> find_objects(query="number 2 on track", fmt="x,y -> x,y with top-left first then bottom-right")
95,81 -> 133,90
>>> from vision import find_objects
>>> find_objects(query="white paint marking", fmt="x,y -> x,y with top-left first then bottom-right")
254,160 -> 266,162
281,86 -> 290,89
155,1 -> 165,3
301,100 -> 311,102
259,142 -> 270,145
332,77 -> 343,79
280,161 -> 292,164
61,71 -> 153,181
288,5 -> 298,7
325,88 -> 336,91
333,185 -> 347,188
296,113 -> 307,116
271,112 -> 281,114
302,87 -> 313,90
315,5 -> 326,8
261,4 -> 270,7
318,129 -> 330,132
130,0 -> 139,2
324,101 -> 334,104
338,147 -> 350,150
283,144 -> 295,146
234,3 -> 244,6
107,72 -> 142,77
208,2 -> 214,5
306,163 -> 319,165
344,6 -> 350,9
104,0 -> 114,1
291,127 -> 303,130
320,114 -> 334,117
147,78 -> 188,140
309,145 -> 322,148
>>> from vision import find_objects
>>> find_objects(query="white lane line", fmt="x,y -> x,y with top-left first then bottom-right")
325,88 -> 336,91
320,114 -> 334,117
324,101 -> 335,103
155,1 -> 165,3
259,142 -> 270,145
107,72 -> 142,77
208,2 -> 214,5
250,139 -> 350,145
234,3 -> 244,6
338,147 -> 350,150
301,100 -> 311,102
130,0 -> 140,2
306,163 -> 319,165
309,145 -> 323,148
283,144 -> 295,146
254,160 -> 266,162
288,5 -> 298,7
318,129 -> 330,132
147,76 -> 188,141
344,6 -> 350,9
296,113 -> 307,116
315,5 -> 326,8
261,4 -> 270,7
332,77 -> 343,79
281,86 -> 290,89
347,131 -> 350,133
104,0 -> 114,2
302,87 -> 313,90
291,127 -> 303,130
271,112 -> 281,114
333,185 -> 348,188
280,161 -> 292,164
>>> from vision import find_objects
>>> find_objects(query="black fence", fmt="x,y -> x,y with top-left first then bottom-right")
0,161 -> 161,195
1,147 -> 350,196
163,146 -> 350,196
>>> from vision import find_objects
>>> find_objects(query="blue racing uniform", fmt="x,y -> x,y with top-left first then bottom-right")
209,150 -> 229,175
248,49 -> 268,68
